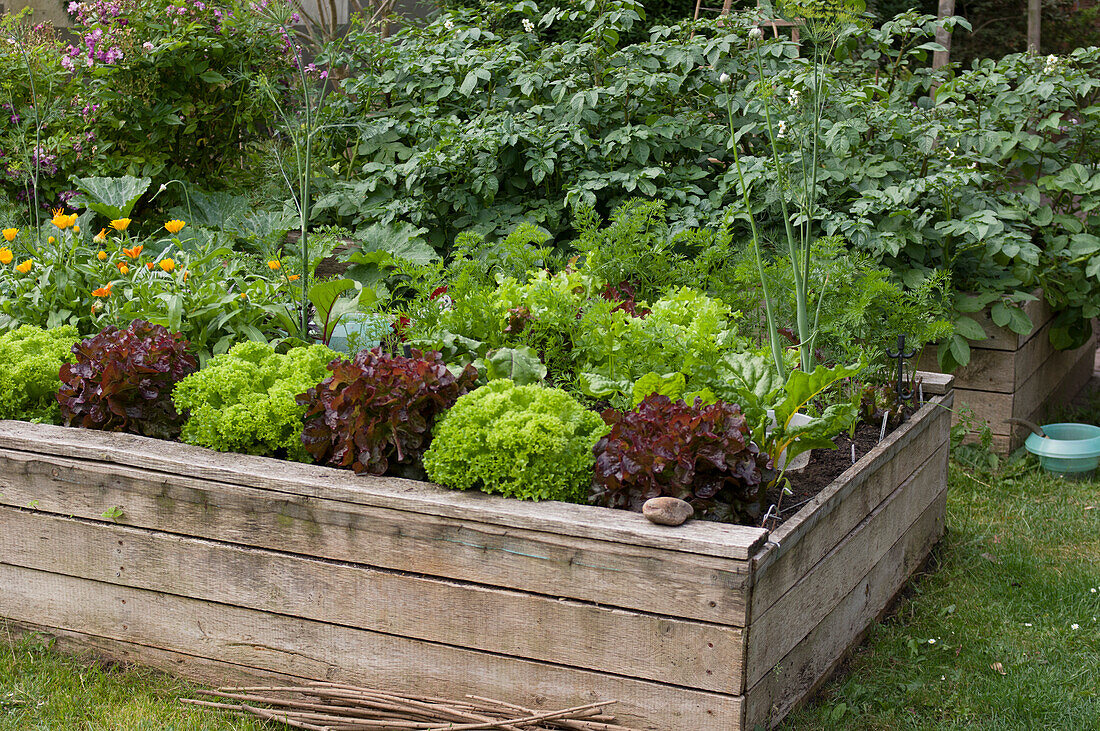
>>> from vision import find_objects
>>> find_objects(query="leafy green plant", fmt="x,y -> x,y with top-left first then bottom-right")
0,324 -> 80,423
423,379 -> 607,502
575,286 -> 750,400
321,1 -> 751,243
173,341 -> 338,460
60,0 -> 294,190
724,353 -> 863,482
591,393 -> 773,523
0,208 -> 300,361
71,176 -> 151,223
298,347 -> 478,476
58,320 -> 198,439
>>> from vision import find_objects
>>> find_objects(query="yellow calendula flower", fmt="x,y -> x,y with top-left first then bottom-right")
110,218 -> 131,232
15,259 -> 33,274
73,224 -> 80,234
94,228 -> 107,243
268,260 -> 281,270
164,220 -> 186,235
2,228 -> 16,243
159,258 -> 175,272
119,264 -> 130,275
51,209 -> 77,229
0,248 -> 12,265
97,250 -> 108,261
47,236 -> 56,245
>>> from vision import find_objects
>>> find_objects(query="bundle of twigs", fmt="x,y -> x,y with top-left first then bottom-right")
181,681 -> 636,731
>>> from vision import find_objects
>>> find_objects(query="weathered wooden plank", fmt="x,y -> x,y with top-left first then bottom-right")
0,450 -> 751,625
0,506 -> 743,693
917,371 -> 954,396
952,331 -> 1097,447
952,389 -> 1014,437
742,487 -> 947,729
745,444 -> 947,688
752,394 -> 950,587
750,438 -> 948,624
5,619 -> 303,688
1015,331 -> 1097,423
0,421 -> 768,561
952,319 -> 1056,394
0,564 -> 742,731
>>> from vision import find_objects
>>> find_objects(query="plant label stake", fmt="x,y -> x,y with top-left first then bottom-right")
886,334 -> 916,403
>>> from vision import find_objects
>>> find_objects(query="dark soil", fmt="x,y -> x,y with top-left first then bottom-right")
762,416 -> 905,530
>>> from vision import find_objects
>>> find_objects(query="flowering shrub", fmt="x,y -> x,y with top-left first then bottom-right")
0,14 -> 86,212
61,0 -> 296,186
590,394 -> 773,524
58,319 -> 198,438
298,348 -> 477,476
423,379 -> 608,502
0,325 -> 80,423
1,0 -> 297,208
173,340 -> 336,460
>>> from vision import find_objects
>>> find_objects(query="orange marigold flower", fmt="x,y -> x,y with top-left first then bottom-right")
122,244 -> 143,259
2,228 -> 16,242
110,218 -> 131,232
91,283 -> 113,297
73,224 -> 80,234
97,250 -> 108,261
0,248 -> 12,266
15,259 -> 33,274
51,209 -> 77,229
288,274 -> 300,281
146,262 -> 155,270
165,220 -> 186,234
47,236 -> 56,245
94,228 -> 107,243
159,258 -> 175,272
268,260 -> 281,270
239,293 -> 247,300
119,264 -> 130,275
183,270 -> 190,282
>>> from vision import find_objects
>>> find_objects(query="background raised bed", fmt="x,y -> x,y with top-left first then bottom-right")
0,389 -> 951,731
921,296 -> 1098,453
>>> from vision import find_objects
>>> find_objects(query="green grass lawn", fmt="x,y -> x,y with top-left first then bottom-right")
0,629 -> 265,730
1,460 -> 1097,730
785,461 -> 1100,729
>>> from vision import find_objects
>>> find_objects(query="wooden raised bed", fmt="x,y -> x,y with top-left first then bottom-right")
0,386 -> 952,730
920,297 -> 1098,453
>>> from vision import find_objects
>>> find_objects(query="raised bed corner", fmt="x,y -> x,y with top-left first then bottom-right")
921,296 -> 1098,453
0,384 -> 952,730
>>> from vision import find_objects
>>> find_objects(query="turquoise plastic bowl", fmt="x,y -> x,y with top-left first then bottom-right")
1025,423 -> 1100,478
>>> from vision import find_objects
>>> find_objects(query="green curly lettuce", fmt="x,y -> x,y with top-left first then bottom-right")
0,325 -> 80,423
173,341 -> 338,461
423,379 -> 608,503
